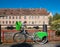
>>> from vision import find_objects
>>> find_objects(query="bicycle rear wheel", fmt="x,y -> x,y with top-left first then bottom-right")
34,35 -> 48,44
13,32 -> 26,43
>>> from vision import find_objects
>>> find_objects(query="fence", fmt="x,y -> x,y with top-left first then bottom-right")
1,29 -> 60,43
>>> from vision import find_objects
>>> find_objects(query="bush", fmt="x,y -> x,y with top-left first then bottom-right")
5,25 -> 15,30
55,30 -> 60,36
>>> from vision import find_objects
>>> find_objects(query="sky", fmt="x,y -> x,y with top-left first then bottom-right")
0,0 -> 60,15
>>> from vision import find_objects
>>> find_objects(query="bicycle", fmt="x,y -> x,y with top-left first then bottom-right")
13,28 -> 48,44
13,21 -> 48,44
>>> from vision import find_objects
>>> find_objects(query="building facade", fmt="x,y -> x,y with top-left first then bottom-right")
0,8 -> 52,27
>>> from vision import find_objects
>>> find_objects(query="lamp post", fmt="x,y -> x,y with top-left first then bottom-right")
0,16 -> 5,44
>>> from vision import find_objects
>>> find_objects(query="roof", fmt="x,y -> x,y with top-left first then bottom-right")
0,8 -> 50,15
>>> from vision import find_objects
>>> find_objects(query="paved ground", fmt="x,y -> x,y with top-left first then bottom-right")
0,42 -> 60,47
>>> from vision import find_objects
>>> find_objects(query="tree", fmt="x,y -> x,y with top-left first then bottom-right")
50,13 -> 60,36
51,19 -> 60,30
49,16 -> 53,25
53,13 -> 60,20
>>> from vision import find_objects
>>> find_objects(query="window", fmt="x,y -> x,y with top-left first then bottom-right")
12,21 -> 14,24
33,10 -> 35,11
19,16 -> 21,19
11,13 -> 13,14
35,16 -> 38,19
32,16 -> 34,19
24,16 -> 26,19
6,21 -> 8,24
13,16 -> 14,19
3,12 -> 6,14
16,16 -> 18,19
24,21 -> 27,23
32,21 -> 34,24
34,16 -> 35,19
6,16 -> 8,19
9,21 -> 11,24
9,16 -> 11,19
2,21 -> 4,24
29,21 -> 31,24
4,9 -> 7,11
38,16 -> 40,18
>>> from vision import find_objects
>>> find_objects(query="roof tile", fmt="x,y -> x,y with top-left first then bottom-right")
0,8 -> 50,15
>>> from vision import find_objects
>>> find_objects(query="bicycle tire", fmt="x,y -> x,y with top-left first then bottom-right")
13,32 -> 26,43
34,35 -> 48,44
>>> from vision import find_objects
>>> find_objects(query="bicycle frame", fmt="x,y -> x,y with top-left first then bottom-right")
21,29 -> 48,41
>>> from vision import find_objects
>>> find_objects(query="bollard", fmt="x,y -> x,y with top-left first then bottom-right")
43,24 -> 47,32
43,24 -> 48,42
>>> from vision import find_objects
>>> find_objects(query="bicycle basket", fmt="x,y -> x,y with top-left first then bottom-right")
15,21 -> 22,31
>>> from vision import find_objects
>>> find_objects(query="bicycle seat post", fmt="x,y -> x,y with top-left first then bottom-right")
24,29 -> 26,34
21,24 -> 27,34
21,21 -> 27,34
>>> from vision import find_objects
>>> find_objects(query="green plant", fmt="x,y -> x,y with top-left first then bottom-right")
55,30 -> 60,36
49,13 -> 60,36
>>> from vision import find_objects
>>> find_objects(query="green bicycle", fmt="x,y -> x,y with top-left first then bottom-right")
13,21 -> 48,44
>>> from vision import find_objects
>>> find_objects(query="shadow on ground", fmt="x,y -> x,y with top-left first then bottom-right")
56,44 -> 60,47
10,43 -> 33,47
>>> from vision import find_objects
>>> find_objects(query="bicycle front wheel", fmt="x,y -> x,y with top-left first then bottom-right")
34,35 -> 48,44
13,32 -> 26,43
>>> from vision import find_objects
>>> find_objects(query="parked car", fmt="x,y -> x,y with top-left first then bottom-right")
33,26 -> 39,29
5,25 -> 15,30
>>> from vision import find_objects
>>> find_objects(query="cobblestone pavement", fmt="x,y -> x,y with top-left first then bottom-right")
0,42 -> 60,47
